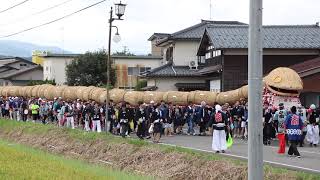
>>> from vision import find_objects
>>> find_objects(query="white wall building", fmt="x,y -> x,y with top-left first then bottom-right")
41,54 -> 79,85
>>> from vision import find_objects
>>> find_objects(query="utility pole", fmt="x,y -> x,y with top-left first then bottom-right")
105,1 -> 126,134
248,0 -> 263,179
105,6 -> 113,134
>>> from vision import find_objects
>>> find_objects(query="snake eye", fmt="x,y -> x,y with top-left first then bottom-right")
273,76 -> 282,83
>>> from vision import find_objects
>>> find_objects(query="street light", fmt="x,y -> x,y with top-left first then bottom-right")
113,32 -> 121,43
112,26 -> 121,43
106,1 -> 127,134
114,1 -> 126,19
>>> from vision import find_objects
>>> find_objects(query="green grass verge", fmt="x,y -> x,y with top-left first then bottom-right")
0,119 -> 319,179
0,138 -> 152,180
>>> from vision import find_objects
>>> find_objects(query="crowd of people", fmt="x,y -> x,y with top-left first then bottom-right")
263,102 -> 319,157
0,96 -> 319,157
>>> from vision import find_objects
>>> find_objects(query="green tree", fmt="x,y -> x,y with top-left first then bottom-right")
113,46 -> 135,56
134,80 -> 147,91
27,79 -> 56,86
65,50 -> 116,86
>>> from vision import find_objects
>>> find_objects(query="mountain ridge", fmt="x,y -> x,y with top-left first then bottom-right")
0,40 -> 72,58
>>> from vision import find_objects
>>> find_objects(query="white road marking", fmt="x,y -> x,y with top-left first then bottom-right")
159,142 -> 320,174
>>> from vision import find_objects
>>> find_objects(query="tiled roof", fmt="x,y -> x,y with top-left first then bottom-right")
173,20 -> 246,39
196,64 -> 222,75
144,63 -> 204,77
39,53 -> 80,58
148,33 -> 170,41
0,59 -> 17,66
0,57 -> 35,64
156,20 -> 246,45
289,57 -> 320,77
1,65 -> 42,79
112,55 -> 162,60
205,24 -> 320,49
290,57 -> 320,73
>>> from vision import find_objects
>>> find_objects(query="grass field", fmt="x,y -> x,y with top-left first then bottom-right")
0,139 -> 152,180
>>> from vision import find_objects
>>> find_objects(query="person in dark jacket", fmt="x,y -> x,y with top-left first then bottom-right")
119,103 -> 130,138
144,101 -> 155,139
163,102 -> 173,136
151,104 -> 162,143
136,102 -> 147,139
185,102 -> 196,135
173,105 -> 183,134
21,99 -> 28,122
107,100 -> 116,133
92,103 -> 101,133
263,104 -> 273,145
212,104 -> 228,153
285,106 -> 303,158
198,101 -> 209,136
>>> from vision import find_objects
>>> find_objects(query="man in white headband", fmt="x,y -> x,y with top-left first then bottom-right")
212,104 -> 228,153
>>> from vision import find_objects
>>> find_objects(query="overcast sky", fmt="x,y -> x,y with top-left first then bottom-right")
0,0 -> 319,55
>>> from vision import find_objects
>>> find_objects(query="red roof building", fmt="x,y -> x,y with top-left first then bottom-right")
290,56 -> 320,107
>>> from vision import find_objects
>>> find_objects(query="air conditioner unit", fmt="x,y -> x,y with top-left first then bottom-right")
189,60 -> 198,70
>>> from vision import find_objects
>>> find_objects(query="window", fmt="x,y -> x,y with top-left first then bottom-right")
128,67 -> 139,76
45,66 -> 49,71
139,67 -> 151,75
197,56 -> 205,64
206,45 -> 214,51
205,52 -> 211,59
215,50 -> 221,56
205,49 -> 222,60
165,46 -> 173,62
20,63 -> 27,67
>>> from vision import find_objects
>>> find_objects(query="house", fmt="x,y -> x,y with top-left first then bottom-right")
145,20 -> 246,91
151,20 -> 246,66
196,24 -> 320,92
148,33 -> 170,57
39,51 -> 163,88
0,57 -> 43,86
113,55 -> 162,89
40,53 -> 80,85
290,57 -> 320,107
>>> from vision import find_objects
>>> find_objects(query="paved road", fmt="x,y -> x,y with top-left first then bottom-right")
158,134 -> 320,174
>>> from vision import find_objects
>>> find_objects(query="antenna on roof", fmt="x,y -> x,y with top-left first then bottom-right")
209,0 -> 212,20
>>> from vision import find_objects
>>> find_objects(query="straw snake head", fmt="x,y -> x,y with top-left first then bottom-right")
263,67 -> 303,97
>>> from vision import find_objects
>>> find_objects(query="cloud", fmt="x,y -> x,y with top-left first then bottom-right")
0,0 -> 319,55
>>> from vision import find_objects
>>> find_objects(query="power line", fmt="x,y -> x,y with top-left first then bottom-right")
0,0 -> 74,27
0,0 -> 106,38
34,0 -> 74,15
0,0 -> 31,14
